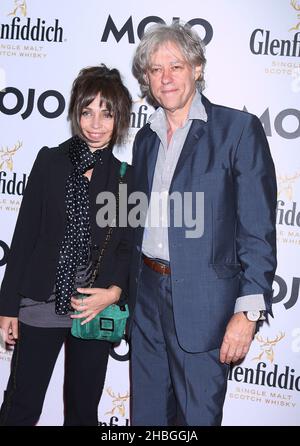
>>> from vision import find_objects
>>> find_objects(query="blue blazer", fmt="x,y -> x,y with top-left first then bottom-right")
129,95 -> 277,353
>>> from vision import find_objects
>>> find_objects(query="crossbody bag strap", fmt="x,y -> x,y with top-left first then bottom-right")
88,161 -> 128,287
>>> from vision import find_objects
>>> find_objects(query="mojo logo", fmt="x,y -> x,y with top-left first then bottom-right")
101,15 -> 213,45
109,339 -> 129,362
273,275 -> 299,310
243,106 -> 300,140
0,240 -> 10,267
0,87 -> 65,119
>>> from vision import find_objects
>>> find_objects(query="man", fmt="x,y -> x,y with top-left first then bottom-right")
129,23 -> 277,426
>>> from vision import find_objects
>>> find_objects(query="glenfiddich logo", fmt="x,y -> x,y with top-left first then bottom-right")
228,361 -> 300,391
0,140 -> 27,197
290,0 -> 300,31
228,332 -> 300,393
130,98 -> 151,130
277,171 -> 300,201
0,141 -> 22,171
125,98 -> 153,148
249,1 -> 300,57
276,172 -> 300,231
98,386 -> 130,426
105,387 -> 129,418
1,0 -> 64,43
8,0 -> 27,17
252,332 -> 285,363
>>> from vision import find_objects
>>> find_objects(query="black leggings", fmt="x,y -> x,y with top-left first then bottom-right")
0,322 -> 110,426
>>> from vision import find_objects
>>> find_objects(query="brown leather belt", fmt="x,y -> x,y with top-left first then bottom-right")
142,254 -> 171,275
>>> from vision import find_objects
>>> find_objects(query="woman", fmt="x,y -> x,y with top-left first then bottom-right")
0,64 -> 132,426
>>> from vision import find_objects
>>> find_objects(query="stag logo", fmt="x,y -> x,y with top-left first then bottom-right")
105,387 -> 129,418
252,332 -> 285,363
0,141 -> 22,171
290,0 -> 300,31
277,172 -> 300,201
7,0 -> 27,17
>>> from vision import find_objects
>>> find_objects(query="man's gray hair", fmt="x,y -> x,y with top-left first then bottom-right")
132,23 -> 206,106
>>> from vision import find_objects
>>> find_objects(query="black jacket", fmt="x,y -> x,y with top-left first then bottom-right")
0,138 -> 133,317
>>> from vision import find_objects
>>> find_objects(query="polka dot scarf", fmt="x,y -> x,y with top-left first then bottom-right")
55,135 -> 109,315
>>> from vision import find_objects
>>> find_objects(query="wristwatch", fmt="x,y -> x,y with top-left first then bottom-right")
243,310 -> 264,322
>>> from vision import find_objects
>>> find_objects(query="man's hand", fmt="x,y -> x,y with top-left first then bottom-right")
0,316 -> 19,346
220,312 -> 256,364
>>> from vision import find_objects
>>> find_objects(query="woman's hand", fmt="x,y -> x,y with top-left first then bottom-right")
70,285 -> 122,325
0,316 -> 19,346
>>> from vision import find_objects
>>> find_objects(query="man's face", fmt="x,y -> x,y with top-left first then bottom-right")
146,41 -> 201,116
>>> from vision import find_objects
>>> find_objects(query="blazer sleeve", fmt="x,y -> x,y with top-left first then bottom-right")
233,114 -> 277,316
108,164 -> 134,303
0,147 -> 49,316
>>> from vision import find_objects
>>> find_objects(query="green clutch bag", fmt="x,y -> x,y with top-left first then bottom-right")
71,295 -> 129,343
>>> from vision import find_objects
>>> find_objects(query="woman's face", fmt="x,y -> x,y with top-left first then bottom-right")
80,92 -> 114,150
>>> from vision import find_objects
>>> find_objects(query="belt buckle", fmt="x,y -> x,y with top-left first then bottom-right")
154,258 -> 169,275
157,261 -> 167,273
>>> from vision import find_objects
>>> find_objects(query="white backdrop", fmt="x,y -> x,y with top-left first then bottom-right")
0,0 -> 299,426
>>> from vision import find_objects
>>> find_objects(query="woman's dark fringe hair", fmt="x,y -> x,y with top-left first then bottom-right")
68,64 -> 132,147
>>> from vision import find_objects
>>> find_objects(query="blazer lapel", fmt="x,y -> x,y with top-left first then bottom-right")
90,151 -> 116,248
55,141 -> 73,221
137,128 -> 160,198
89,150 -> 113,204
146,134 -> 160,197
170,119 -> 207,190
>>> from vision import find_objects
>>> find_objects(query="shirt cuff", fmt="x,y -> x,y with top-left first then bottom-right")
234,294 -> 266,319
